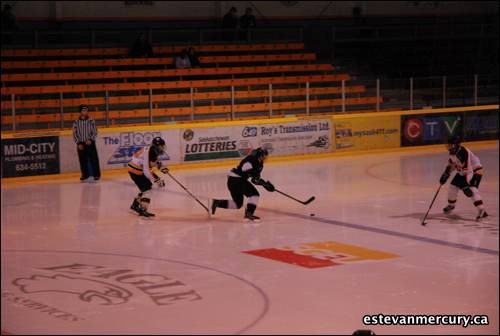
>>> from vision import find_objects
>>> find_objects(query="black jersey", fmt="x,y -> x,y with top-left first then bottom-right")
149,146 -> 160,163
230,155 -> 263,180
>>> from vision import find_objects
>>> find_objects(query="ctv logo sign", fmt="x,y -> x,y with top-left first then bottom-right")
402,114 -> 462,145
404,118 -> 424,142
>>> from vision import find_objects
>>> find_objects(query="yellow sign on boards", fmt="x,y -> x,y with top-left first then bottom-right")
334,115 -> 400,151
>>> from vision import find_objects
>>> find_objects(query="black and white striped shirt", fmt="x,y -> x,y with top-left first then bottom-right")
72,117 -> 98,144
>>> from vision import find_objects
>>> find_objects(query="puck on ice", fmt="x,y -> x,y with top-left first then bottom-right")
310,213 -> 315,216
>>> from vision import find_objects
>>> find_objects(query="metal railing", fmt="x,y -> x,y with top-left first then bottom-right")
1,27 -> 304,48
331,22 -> 497,42
2,21 -> 495,48
365,74 -> 499,111
329,22 -> 497,64
2,74 -> 498,132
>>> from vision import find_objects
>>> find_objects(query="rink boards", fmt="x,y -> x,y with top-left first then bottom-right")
1,105 -> 498,178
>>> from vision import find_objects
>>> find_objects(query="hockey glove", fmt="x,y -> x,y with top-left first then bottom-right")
263,180 -> 275,192
439,172 -> 450,185
251,176 -> 264,185
154,177 -> 165,188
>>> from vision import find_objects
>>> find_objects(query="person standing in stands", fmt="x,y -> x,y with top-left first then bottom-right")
2,4 -> 18,31
130,32 -> 153,58
2,4 -> 18,44
187,47 -> 201,68
222,7 -> 238,41
239,7 -> 256,40
73,104 -> 101,181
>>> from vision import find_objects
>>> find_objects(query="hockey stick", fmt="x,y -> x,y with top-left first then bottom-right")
421,184 -> 442,226
275,189 -> 315,205
164,171 -> 210,213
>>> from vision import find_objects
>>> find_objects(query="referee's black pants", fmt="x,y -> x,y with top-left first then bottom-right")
77,141 -> 101,178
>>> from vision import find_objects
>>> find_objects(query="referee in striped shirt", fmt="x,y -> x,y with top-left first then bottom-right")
72,104 -> 101,181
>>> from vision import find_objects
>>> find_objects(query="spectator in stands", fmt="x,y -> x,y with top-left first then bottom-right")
187,47 -> 201,68
73,105 -> 101,182
2,4 -> 18,44
130,32 -> 153,58
222,7 -> 238,41
175,49 -> 191,69
2,4 -> 18,31
240,7 -> 256,30
239,7 -> 256,41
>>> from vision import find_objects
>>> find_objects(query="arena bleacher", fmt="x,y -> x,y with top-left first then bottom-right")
1,42 -> 382,130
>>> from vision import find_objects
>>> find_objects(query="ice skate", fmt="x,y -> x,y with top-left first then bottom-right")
443,205 -> 455,214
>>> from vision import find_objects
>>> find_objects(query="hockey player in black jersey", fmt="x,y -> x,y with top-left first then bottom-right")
439,136 -> 488,220
210,148 -> 275,221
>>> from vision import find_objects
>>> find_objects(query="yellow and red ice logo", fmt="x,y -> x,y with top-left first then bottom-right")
244,241 -> 399,268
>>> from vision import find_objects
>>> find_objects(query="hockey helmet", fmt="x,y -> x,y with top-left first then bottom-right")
251,147 -> 269,160
447,135 -> 461,155
151,136 -> 166,154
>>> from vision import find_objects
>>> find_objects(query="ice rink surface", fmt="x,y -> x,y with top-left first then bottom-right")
2,142 -> 498,335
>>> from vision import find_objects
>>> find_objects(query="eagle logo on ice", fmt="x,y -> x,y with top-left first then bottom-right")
13,274 -> 132,305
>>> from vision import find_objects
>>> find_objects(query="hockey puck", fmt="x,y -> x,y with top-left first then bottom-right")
310,213 -> 315,216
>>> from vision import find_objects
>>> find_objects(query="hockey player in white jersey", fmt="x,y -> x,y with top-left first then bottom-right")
439,136 -> 488,220
128,137 -> 168,217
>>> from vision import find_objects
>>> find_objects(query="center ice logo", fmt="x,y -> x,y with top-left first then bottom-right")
104,132 -> 170,165
2,252 -> 266,334
12,263 -> 202,307
13,274 -> 132,305
244,241 -> 399,268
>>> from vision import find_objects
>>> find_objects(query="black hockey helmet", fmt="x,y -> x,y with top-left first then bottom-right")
447,135 -> 461,155
152,136 -> 165,147
151,136 -> 166,154
251,147 -> 269,159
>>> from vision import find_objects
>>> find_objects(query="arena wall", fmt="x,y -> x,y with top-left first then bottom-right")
9,1 -> 498,21
1,105 -> 498,178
